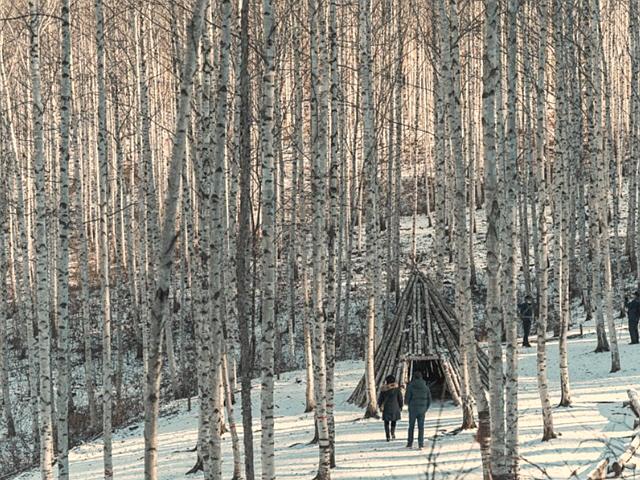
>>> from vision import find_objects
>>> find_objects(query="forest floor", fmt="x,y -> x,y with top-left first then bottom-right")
15,324 -> 640,480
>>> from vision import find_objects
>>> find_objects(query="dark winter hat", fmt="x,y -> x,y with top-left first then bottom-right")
385,375 -> 396,384
413,371 -> 423,380
525,294 -> 533,301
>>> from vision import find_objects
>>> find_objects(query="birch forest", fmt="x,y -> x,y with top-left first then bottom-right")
2,0 -> 640,479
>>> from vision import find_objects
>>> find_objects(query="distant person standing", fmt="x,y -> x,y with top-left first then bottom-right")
404,371 -> 431,449
625,291 -> 640,344
377,375 -> 403,441
518,294 -> 536,347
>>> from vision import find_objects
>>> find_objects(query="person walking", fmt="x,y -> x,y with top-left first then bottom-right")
405,371 -> 431,449
377,375 -> 403,441
625,291 -> 640,344
518,294 -> 536,347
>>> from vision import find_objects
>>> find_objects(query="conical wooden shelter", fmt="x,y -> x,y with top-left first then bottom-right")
348,269 -> 490,407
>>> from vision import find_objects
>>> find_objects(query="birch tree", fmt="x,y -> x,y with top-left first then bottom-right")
553,0 -> 573,407
589,0 -> 620,372
56,0 -> 72,476
326,0 -> 340,466
95,1 -> 114,475
0,190 -> 13,439
143,0 -> 209,477
260,0 -> 277,476
503,0 -> 520,474
359,0 -> 379,420
0,147 -> 14,437
195,5 -> 216,474
442,0 -> 491,476
631,0 -> 640,286
1,50 -> 39,444
534,0 -> 557,442
75,129 -> 97,429
210,0 -> 235,472
236,0 -> 256,476
482,0 -> 506,475
308,0 -> 331,474
30,0 -> 54,477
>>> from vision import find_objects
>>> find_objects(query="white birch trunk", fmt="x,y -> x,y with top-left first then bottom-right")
222,349 -> 243,480
393,0 -> 403,301
553,0 -> 573,407
630,0 -> 640,285
359,0 -> 379,421
482,0 -> 505,475
439,0 -> 478,432
0,48 -> 38,443
143,0 -> 209,477
56,0 -> 72,476
504,0 -> 520,474
195,8 -> 215,473
236,0 -> 256,476
308,0 -> 331,474
326,0 -> 340,467
534,0 -> 557,442
207,0 -> 231,470
591,0 -> 620,372
30,0 -> 54,476
95,1 -> 114,475
0,151 -> 15,438
75,132 -> 98,429
211,0 -> 235,474
260,0 -> 277,476
442,1 -> 491,476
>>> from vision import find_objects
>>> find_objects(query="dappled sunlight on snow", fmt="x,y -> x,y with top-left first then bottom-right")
16,330 -> 640,479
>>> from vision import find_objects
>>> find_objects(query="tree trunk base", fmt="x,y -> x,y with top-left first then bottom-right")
186,455 -> 203,475
363,405 -> 379,419
558,398 -> 572,408
307,435 -> 319,445
461,400 -> 476,430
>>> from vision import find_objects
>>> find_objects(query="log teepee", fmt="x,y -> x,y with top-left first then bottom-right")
348,269 -> 490,407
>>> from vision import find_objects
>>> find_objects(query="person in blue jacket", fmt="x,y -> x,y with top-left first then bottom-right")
625,291 -> 640,344
404,371 -> 431,449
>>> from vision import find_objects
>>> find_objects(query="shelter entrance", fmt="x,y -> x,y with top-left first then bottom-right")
403,355 -> 450,401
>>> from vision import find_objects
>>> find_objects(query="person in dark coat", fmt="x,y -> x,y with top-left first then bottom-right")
377,374 -> 403,441
626,291 -> 640,344
404,371 -> 431,449
518,295 -> 536,347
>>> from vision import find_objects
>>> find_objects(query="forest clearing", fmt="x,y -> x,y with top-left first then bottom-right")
13,327 -> 640,480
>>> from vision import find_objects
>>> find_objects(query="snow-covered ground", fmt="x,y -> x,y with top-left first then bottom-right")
16,325 -> 640,480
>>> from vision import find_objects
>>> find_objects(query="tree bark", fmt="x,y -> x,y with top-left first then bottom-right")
360,0 -> 379,421
482,0 -> 505,476
56,0 -> 72,476
534,0 -> 557,443
503,0 -> 520,474
236,0 -> 256,476
260,0 -> 277,476
143,0 -> 209,477
30,0 -> 54,476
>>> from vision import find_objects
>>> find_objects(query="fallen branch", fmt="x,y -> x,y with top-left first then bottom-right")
611,434 -> 640,477
626,389 -> 640,428
586,458 -> 609,480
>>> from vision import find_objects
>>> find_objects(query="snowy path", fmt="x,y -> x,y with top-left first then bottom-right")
16,329 -> 640,479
